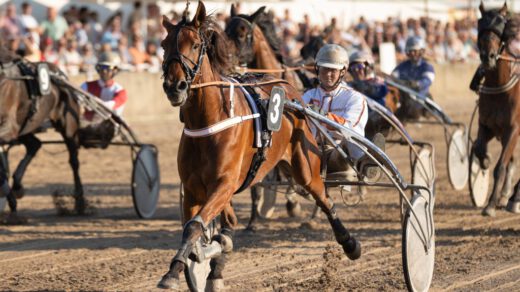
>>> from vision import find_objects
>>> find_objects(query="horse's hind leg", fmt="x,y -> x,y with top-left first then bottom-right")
64,137 -> 85,214
498,157 -> 515,207
11,134 -> 42,198
483,128 -> 519,217
246,186 -> 260,231
208,203 -> 236,290
506,179 -> 520,213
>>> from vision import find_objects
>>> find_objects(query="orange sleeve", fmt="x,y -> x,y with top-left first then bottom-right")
327,112 -> 347,125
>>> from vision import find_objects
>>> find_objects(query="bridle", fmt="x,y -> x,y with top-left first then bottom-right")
478,12 -> 508,64
162,23 -> 207,94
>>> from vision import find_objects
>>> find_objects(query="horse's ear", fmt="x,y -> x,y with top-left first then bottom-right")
230,3 -> 237,17
192,1 -> 206,28
162,15 -> 175,32
479,1 -> 485,14
250,6 -> 266,23
500,2 -> 508,15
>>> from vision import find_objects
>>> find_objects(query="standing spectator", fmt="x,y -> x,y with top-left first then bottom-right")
145,41 -> 161,73
1,4 -> 20,41
40,7 -> 68,42
72,21 -> 88,47
41,37 -> 59,64
101,14 -> 123,51
59,39 -> 82,76
18,2 -> 39,47
127,1 -> 144,34
128,34 -> 149,71
80,43 -> 97,80
85,11 -> 102,49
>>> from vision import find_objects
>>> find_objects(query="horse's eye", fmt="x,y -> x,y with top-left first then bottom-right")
193,43 -> 200,50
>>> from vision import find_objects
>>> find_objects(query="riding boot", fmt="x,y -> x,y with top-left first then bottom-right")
469,66 -> 485,93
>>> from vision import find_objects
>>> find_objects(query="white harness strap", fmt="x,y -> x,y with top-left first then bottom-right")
183,77 -> 260,138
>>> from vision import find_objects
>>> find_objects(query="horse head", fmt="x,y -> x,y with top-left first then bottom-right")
225,5 -> 266,66
300,34 -> 327,62
478,2 -> 509,70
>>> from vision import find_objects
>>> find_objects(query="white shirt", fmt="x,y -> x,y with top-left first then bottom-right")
302,81 -> 368,137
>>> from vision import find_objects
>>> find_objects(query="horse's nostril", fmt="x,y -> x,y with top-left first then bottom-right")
177,81 -> 188,91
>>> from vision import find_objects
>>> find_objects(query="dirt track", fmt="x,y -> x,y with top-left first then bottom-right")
1,97 -> 520,292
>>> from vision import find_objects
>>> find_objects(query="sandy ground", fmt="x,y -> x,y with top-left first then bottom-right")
1,96 -> 520,292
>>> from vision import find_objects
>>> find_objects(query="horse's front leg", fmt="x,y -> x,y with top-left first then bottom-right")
498,157 -> 515,207
483,128 -> 519,217
158,182 -> 235,289
473,123 -> 494,170
291,146 -> 361,260
11,134 -> 42,198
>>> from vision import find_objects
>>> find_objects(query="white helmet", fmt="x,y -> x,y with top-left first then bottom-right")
405,36 -> 425,53
349,50 -> 374,65
315,44 -> 349,70
97,51 -> 121,69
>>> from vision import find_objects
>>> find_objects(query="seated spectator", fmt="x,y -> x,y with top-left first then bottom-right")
59,39 -> 82,76
40,7 -> 68,42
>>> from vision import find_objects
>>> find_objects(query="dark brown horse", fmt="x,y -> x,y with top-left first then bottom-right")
157,2 -> 360,289
225,5 -> 305,91
475,2 -> 520,216
0,48 -> 84,222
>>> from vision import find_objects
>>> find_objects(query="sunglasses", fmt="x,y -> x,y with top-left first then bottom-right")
349,63 -> 366,71
95,64 -> 116,72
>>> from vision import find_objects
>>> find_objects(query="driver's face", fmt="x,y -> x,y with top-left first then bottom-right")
98,68 -> 115,81
407,49 -> 423,63
318,66 -> 343,90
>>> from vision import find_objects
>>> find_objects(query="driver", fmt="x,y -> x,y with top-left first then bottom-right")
302,44 -> 383,180
392,36 -> 435,98
348,50 -> 388,108
78,52 -> 128,148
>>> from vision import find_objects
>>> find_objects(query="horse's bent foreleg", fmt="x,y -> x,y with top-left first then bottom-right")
12,134 -> 42,198
483,128 -> 518,217
291,143 -> 361,260
473,123 -> 494,169
159,182 -> 235,289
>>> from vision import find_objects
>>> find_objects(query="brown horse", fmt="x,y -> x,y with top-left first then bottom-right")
0,48 -> 84,222
157,2 -> 360,289
475,2 -> 520,216
225,5 -> 305,91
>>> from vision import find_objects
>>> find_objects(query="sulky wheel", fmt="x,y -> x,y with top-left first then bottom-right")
402,194 -> 435,292
131,144 -> 160,219
447,129 -> 469,190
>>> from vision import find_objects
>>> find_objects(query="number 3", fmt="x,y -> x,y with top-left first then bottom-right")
270,93 -> 281,124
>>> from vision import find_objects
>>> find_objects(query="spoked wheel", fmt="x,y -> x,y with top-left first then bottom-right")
256,169 -> 279,219
468,149 -> 490,207
0,147 -> 7,213
131,144 -> 160,219
185,219 -> 220,291
412,147 -> 435,206
402,194 -> 435,292
447,129 -> 469,190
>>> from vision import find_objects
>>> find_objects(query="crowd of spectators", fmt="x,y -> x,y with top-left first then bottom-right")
0,1 -> 480,79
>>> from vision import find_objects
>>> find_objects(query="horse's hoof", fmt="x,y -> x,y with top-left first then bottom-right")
342,237 -> 361,260
12,186 -> 25,199
286,200 -> 302,218
506,200 -> 520,214
498,196 -> 510,208
206,278 -> 225,292
157,273 -> 180,290
244,225 -> 257,233
1,213 -> 28,225
299,220 -> 319,230
482,206 -> 496,217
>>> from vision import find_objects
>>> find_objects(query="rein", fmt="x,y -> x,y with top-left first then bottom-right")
235,65 -> 314,74
189,78 -> 289,89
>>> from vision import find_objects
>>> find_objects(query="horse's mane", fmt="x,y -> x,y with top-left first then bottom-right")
177,17 -> 235,75
255,12 -> 284,63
